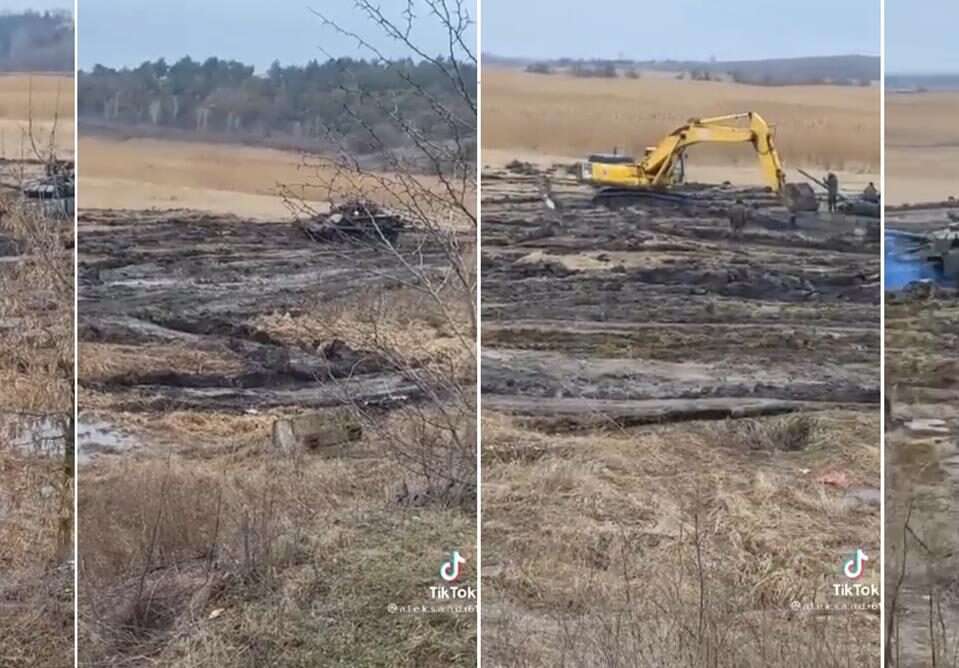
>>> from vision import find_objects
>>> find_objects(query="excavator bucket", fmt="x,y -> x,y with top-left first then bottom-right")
782,182 -> 819,213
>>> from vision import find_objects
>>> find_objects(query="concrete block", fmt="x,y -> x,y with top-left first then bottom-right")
272,412 -> 362,456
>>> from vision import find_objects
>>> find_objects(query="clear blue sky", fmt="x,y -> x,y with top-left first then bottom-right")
886,0 -> 959,73
4,1 -> 70,10
483,0 -> 879,61
80,0 -> 473,71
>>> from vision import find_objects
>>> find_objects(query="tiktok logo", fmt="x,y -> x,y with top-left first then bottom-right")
440,550 -> 466,582
843,548 -> 869,579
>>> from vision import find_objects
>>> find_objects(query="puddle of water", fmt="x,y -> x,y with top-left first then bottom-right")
885,231 -> 950,290
0,412 -> 143,463
77,414 -> 141,464
0,412 -> 66,457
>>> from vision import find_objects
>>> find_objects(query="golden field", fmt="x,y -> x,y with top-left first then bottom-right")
886,91 -> 959,204
0,74 -> 74,159
79,135 -> 475,222
79,136 -> 333,218
482,68 -> 879,174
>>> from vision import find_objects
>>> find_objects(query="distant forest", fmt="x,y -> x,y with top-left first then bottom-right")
0,10 -> 73,72
78,57 -> 477,155
488,54 -> 880,87
886,73 -> 959,92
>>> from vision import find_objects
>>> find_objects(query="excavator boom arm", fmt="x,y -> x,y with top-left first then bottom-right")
586,112 -> 786,193
643,113 -> 785,191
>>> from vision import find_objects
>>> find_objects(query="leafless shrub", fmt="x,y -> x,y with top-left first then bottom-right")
79,458 -> 289,660
280,0 -> 477,508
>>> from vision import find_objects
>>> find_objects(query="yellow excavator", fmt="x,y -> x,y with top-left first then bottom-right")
579,112 -> 817,211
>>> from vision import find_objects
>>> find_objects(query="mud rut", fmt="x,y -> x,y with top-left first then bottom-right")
481,169 -> 880,430
78,209 -> 453,414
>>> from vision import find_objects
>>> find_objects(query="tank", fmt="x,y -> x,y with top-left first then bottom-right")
20,160 -> 74,219
304,200 -> 406,245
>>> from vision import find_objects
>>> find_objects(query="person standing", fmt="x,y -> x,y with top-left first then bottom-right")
728,198 -> 748,236
825,172 -> 839,213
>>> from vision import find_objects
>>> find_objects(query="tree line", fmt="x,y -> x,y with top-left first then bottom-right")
78,56 -> 477,154
0,10 -> 73,72
513,54 -> 879,87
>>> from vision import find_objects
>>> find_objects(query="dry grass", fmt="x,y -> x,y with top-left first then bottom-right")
886,91 -> 959,204
0,73 -> 74,159
482,68 -> 879,173
78,135 -> 476,222
0,352 -> 72,414
78,136 -> 325,217
0,179 -> 74,667
79,419 -> 476,666
482,410 -> 880,666
0,74 -> 73,119
0,449 -> 64,571
252,284 -> 474,386
79,342 -> 247,384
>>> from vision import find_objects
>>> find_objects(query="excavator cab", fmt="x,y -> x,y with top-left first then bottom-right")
581,148 -> 686,188
578,152 -> 634,182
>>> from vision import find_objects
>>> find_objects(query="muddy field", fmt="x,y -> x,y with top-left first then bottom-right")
482,167 -> 879,423
77,208 -> 477,665
77,209 -> 455,429
481,165 -> 881,664
885,205 -> 959,667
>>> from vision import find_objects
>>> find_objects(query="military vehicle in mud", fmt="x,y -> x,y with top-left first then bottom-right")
796,168 -> 881,220
1,159 -> 75,220
22,161 -> 75,219
910,225 -> 959,277
305,199 -> 406,245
